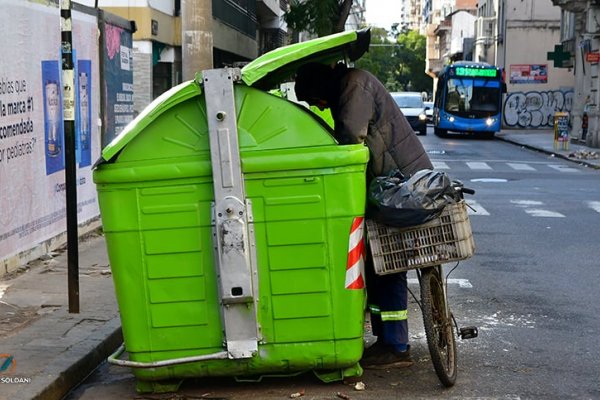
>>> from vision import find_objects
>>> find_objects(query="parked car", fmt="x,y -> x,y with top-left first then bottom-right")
424,101 -> 433,124
391,92 -> 427,135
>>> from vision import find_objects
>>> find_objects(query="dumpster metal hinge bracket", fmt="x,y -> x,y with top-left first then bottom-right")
204,68 -> 258,359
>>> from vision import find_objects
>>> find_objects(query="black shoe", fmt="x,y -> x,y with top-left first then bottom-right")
362,343 -> 413,369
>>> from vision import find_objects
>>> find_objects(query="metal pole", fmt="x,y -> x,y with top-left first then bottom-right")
61,0 -> 79,313
181,0 -> 213,80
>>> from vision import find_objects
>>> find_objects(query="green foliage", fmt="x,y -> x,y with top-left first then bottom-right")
284,0 -> 352,36
356,29 -> 432,94
355,28 -> 400,90
396,30 -> 431,93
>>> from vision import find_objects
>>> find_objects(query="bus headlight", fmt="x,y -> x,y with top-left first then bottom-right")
485,117 -> 495,126
419,113 -> 427,121
448,116 -> 455,122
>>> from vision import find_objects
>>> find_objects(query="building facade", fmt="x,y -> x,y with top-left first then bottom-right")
77,0 -> 289,114
552,0 -> 600,148
425,0 -> 575,130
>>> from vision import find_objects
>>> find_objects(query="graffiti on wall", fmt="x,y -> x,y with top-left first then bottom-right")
504,90 -> 574,128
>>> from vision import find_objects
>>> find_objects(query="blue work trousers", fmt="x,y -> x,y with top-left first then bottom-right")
366,253 -> 409,352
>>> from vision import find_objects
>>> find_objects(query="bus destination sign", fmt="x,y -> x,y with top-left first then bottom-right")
455,67 -> 497,78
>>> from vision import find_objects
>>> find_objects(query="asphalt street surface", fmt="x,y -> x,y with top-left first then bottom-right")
65,128 -> 600,399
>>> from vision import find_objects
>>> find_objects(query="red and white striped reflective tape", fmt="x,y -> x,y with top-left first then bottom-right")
345,216 -> 365,289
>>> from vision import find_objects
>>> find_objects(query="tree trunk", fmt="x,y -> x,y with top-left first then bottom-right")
334,0 -> 353,33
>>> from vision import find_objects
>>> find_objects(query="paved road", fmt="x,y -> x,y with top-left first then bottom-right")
66,130 -> 600,400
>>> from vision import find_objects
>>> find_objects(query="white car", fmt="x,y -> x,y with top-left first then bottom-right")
391,92 -> 428,136
424,101 -> 433,124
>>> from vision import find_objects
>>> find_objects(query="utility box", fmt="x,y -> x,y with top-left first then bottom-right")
554,111 -> 570,150
93,30 -> 371,393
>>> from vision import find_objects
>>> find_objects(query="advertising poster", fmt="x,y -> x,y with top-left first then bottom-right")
77,59 -> 92,167
41,60 -> 65,175
0,0 -> 100,261
510,64 -> 548,84
101,20 -> 134,147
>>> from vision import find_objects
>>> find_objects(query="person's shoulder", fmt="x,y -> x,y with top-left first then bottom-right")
343,68 -> 382,88
347,67 -> 374,80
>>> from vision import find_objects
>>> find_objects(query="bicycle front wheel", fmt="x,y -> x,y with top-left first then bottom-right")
420,266 -> 457,387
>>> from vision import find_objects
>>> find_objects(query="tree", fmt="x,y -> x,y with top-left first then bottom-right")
355,27 -> 401,90
394,30 -> 430,94
355,29 -> 431,93
284,0 -> 353,37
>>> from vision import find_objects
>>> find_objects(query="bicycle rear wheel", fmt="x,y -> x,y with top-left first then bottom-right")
420,266 -> 457,387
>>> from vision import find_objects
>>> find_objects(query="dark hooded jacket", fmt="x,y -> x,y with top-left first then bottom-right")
295,63 -> 432,183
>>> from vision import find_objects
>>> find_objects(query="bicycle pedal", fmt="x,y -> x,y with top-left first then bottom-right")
459,326 -> 478,339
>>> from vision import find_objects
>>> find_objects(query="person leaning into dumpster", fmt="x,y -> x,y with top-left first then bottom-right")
294,62 -> 433,369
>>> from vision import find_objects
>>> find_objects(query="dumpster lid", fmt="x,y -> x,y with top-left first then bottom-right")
96,80 -> 201,165
240,29 -> 370,90
95,29 -> 370,166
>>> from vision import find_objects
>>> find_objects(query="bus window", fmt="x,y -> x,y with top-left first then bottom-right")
445,79 -> 471,113
471,80 -> 500,113
445,78 -> 500,116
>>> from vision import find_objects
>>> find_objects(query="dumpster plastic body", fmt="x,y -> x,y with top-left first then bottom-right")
93,34 -> 371,390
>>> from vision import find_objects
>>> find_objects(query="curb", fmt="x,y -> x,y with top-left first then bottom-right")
495,135 -> 600,170
15,318 -> 123,400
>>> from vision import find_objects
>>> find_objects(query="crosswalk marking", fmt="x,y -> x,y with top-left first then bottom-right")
408,278 -> 472,288
465,199 -> 490,216
547,164 -> 580,173
510,200 -> 543,207
588,201 -> 600,213
428,160 -> 583,172
432,161 -> 450,169
466,162 -> 492,170
524,209 -> 565,218
508,200 -> 565,217
390,199 -> 600,220
507,163 -> 536,171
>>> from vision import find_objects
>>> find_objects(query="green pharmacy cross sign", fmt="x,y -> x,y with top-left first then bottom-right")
547,44 -> 571,68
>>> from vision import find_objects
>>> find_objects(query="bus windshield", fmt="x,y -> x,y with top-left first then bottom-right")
444,78 -> 500,117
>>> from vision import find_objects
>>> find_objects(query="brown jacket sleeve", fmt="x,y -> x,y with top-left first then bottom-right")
333,79 -> 374,145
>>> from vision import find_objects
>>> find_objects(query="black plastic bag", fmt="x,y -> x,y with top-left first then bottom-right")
367,169 -> 459,227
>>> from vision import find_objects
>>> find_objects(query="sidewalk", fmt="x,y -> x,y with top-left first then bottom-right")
0,231 -> 122,400
497,129 -> 600,169
0,128 -> 599,400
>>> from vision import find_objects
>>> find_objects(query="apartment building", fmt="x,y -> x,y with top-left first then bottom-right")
77,0 -> 289,113
552,0 -> 600,147
425,0 -> 574,130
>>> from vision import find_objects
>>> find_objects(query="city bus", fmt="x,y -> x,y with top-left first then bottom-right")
433,62 -> 505,138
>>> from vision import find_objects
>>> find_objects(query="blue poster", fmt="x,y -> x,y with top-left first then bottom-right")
41,60 -> 65,175
77,59 -> 92,167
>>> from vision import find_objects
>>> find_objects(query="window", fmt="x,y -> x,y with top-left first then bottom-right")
560,10 -> 575,42
445,78 -> 500,116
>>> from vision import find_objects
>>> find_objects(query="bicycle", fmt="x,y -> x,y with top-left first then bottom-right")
365,185 -> 478,387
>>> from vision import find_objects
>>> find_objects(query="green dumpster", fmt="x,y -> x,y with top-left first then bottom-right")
94,30 -> 371,393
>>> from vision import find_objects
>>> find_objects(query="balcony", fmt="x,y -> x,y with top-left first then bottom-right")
213,0 -> 257,39
475,16 -> 495,39
427,58 -> 444,74
450,36 -> 463,55
257,0 -> 282,18
434,19 -> 451,34
551,0 -> 586,13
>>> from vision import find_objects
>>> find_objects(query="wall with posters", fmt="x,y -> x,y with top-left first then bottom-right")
501,0 -> 575,129
0,1 -> 102,274
509,64 -> 548,85
99,10 -> 135,147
